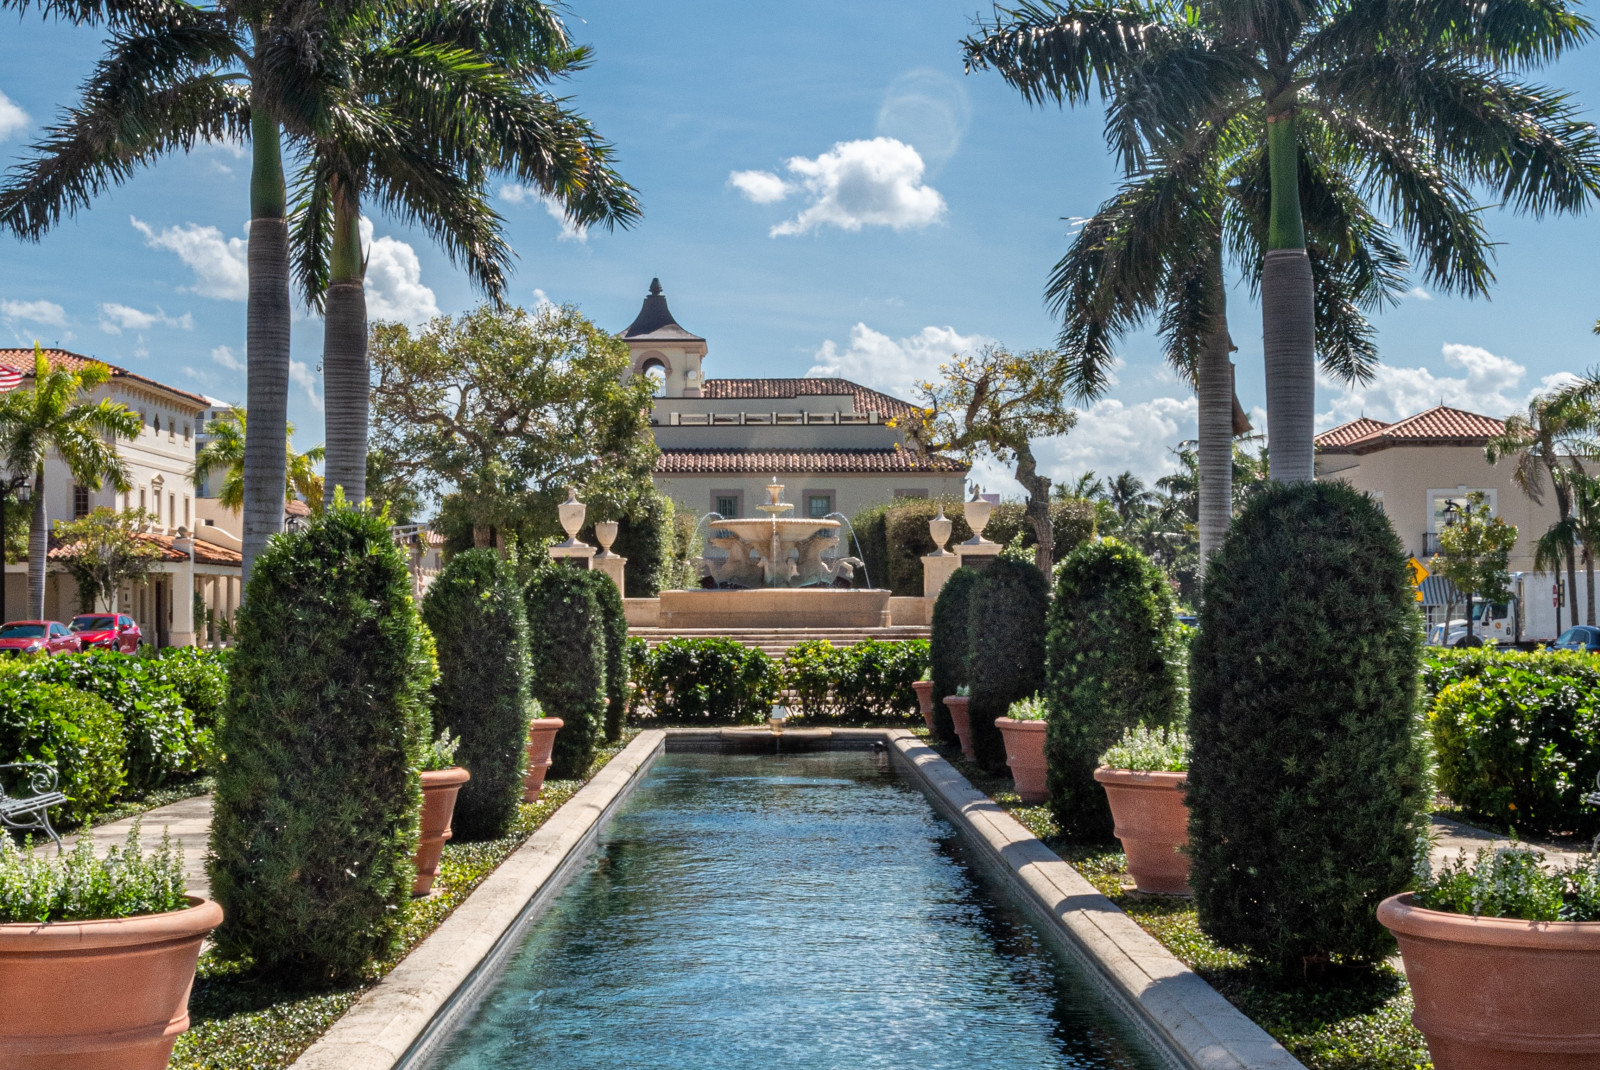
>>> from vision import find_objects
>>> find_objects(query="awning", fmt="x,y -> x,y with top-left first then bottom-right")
1419,575 -> 1463,607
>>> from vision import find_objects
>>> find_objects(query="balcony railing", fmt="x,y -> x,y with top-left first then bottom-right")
1420,532 -> 1446,557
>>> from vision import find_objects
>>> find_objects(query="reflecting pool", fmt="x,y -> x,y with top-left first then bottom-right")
429,751 -> 1164,1070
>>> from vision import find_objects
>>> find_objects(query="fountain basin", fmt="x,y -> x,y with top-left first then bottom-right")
659,588 -> 891,629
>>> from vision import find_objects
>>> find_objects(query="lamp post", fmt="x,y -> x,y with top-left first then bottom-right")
0,475 -> 31,622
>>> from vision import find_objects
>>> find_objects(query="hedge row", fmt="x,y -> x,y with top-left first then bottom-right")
783,638 -> 928,723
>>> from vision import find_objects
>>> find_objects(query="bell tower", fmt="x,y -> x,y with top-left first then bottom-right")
619,278 -> 707,397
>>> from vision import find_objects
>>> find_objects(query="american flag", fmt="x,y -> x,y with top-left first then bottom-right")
0,364 -> 21,393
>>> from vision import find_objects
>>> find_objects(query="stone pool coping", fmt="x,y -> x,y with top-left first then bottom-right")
290,726 -> 1301,1070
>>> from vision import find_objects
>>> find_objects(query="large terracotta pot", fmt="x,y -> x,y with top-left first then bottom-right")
0,896 -> 222,1070
911,680 -> 936,733
1093,766 -> 1191,895
944,696 -> 976,761
523,717 -> 564,802
414,766 -> 470,897
1379,893 -> 1600,1069
995,717 -> 1048,803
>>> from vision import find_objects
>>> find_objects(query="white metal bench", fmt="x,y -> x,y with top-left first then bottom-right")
0,763 -> 67,848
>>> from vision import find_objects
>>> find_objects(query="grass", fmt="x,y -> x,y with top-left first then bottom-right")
924,737 -> 1433,1070
168,734 -> 637,1070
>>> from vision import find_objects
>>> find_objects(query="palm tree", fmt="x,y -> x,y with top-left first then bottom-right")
964,0 -> 1600,483
193,408 -> 326,514
0,346 -> 142,616
1106,470 -> 1156,527
1567,471 -> 1600,626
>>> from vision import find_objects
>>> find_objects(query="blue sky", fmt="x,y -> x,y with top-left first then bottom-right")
3,1 -> 1600,490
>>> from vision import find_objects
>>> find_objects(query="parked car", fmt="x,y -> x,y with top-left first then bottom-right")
0,620 -> 82,656
69,613 -> 141,653
1551,626 -> 1600,652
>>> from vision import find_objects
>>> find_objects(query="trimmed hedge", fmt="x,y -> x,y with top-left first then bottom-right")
579,491 -> 677,597
581,570 -> 629,742
642,637 -> 781,724
967,557 -> 1050,774
1427,649 -> 1600,837
158,647 -> 229,733
1045,540 -> 1186,838
1188,481 -> 1428,971
0,678 -> 123,825
878,498 -> 1097,595
210,506 -> 436,982
929,567 -> 981,743
525,564 -> 606,778
782,639 -> 928,723
422,548 -> 533,842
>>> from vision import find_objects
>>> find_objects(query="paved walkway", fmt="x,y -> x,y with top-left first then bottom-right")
60,794 -> 214,897
1429,813 -> 1589,871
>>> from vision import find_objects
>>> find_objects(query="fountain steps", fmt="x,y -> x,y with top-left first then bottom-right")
628,626 -> 930,657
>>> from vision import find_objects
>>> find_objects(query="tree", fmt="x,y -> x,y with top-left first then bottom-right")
193,407 -> 326,513
1434,492 -> 1518,644
51,507 -> 163,612
370,304 -> 658,547
1567,473 -> 1600,627
0,347 -> 141,616
901,344 -> 1077,573
963,0 -> 1600,484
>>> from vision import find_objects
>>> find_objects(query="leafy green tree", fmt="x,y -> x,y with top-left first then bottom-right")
0,347 -> 141,616
51,507 -> 163,612
193,407 -> 325,512
1435,491 -> 1518,644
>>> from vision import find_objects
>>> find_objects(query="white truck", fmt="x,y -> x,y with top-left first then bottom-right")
1427,572 -> 1567,648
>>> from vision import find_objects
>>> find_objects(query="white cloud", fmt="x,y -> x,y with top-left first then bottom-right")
97,302 -> 192,333
1317,341 -> 1581,428
498,184 -> 587,242
0,298 -> 67,327
729,170 -> 791,204
531,288 -> 556,313
210,345 -> 244,372
739,138 -> 946,237
1043,396 -> 1198,487
358,218 -> 440,325
290,359 -> 322,410
0,89 -> 28,143
807,322 -> 995,401
1408,286 -> 1432,301
131,217 -> 248,300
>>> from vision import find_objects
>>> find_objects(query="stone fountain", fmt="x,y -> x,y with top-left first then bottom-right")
699,478 -> 861,589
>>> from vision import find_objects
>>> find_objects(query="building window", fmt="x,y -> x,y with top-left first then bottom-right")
894,488 -> 930,499
183,496 -> 190,528
184,423 -> 191,442
72,485 -> 89,519
713,493 -> 741,518
139,488 -> 147,513
153,414 -> 161,435
153,488 -> 161,524
170,493 -> 176,528
806,493 -> 834,518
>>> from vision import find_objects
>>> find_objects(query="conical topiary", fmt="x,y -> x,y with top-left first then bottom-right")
929,566 -> 981,744
524,563 -> 606,778
966,555 -> 1050,774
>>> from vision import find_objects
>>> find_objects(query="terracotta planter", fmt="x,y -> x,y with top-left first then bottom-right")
414,766 -> 470,897
995,717 -> 1048,803
0,896 -> 222,1070
523,718 -> 564,802
1379,893 -> 1600,1069
944,696 -> 975,761
911,680 -> 936,733
1093,766 -> 1191,895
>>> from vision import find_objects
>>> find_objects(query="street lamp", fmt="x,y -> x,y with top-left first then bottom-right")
0,476 -> 30,622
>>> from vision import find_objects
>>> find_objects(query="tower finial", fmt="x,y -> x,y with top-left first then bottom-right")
648,277 -> 662,295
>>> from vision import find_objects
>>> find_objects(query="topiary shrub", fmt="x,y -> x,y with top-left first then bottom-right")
209,506 -> 435,982
421,548 -> 533,842
580,570 -> 628,742
0,679 -> 124,826
1045,539 -> 1186,838
847,501 -> 893,591
579,492 -> 677,597
524,564 -> 606,778
1187,481 -> 1428,972
644,636 -> 781,724
967,556 -> 1051,773
930,567 -> 981,743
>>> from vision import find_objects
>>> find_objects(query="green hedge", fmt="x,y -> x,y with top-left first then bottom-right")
1045,539 -> 1187,839
580,570 -> 629,742
782,639 -> 927,723
930,567 -> 981,744
157,647 -> 229,733
422,548 -> 533,842
0,679 -> 123,825
968,557 -> 1051,774
877,499 -> 1097,595
579,491 -> 677,597
1427,649 -> 1600,837
1187,481 -> 1428,971
847,501 -> 894,591
642,637 -> 781,724
210,506 -> 435,982
524,564 -> 606,778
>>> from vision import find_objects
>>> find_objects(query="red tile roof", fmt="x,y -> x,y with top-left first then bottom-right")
654,448 -> 966,475
1316,406 -> 1506,453
700,378 -> 920,421
48,531 -> 242,566
0,348 -> 210,408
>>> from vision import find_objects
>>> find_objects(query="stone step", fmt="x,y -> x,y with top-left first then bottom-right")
629,626 -> 929,655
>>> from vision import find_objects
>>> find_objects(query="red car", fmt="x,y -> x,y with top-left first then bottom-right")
0,620 -> 82,656
69,613 -> 142,653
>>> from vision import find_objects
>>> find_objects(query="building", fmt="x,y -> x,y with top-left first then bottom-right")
620,279 -> 968,520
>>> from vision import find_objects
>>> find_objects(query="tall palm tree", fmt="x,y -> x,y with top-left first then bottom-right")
0,346 -> 142,616
1105,470 -> 1156,527
1567,471 -> 1600,626
964,0 -> 1600,483
193,407 -> 326,513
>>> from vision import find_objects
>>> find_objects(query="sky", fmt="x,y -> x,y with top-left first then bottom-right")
3,1 -> 1600,495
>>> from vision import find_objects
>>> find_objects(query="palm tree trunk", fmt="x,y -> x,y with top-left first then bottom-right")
322,176 -> 368,507
1196,246 -> 1234,577
26,466 -> 46,618
1013,441 -> 1053,576
1588,546 -> 1596,626
242,103 -> 291,584
1262,113 -> 1316,484
1570,540 -> 1581,630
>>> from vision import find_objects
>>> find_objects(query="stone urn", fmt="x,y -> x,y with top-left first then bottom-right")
995,717 -> 1048,803
523,717 -> 565,802
944,696 -> 976,761
962,494 -> 994,544
594,520 -> 620,556
0,897 -> 223,1070
557,487 -> 586,545
414,766 -> 470,897
911,680 -> 936,732
927,507 -> 953,556
1378,894 -> 1600,1069
1093,767 -> 1191,894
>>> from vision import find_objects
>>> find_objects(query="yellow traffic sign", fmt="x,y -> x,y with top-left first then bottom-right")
1407,557 -> 1429,601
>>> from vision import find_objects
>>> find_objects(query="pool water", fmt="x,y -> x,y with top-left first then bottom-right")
428,751 -> 1165,1070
